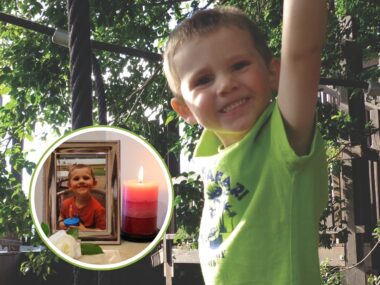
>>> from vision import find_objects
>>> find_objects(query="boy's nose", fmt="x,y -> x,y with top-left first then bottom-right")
216,73 -> 237,96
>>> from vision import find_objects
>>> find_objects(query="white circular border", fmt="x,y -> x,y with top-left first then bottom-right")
29,126 -> 174,270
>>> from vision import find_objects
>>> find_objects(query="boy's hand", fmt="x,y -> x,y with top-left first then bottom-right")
277,0 -> 327,155
58,223 -> 67,230
58,220 -> 67,230
70,223 -> 87,231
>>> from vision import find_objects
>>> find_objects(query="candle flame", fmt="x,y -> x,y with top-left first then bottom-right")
138,166 -> 144,183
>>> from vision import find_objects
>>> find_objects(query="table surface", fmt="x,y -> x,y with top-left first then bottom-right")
78,240 -> 150,265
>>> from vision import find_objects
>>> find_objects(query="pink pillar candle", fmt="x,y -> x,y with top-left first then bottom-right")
122,179 -> 159,237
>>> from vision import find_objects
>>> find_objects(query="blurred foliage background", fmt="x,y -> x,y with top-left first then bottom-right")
0,0 -> 379,280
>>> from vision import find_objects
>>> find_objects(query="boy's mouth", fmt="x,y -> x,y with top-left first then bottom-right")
220,97 -> 249,113
75,185 -> 90,189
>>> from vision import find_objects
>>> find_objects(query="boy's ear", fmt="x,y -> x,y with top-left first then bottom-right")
269,58 -> 280,90
170,98 -> 197,125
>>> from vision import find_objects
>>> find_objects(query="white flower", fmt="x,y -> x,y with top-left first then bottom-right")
49,230 -> 82,259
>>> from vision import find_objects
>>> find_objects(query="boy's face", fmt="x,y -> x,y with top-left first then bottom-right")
68,167 -> 97,197
171,26 -> 279,147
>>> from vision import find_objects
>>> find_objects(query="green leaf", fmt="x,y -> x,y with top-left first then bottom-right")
24,133 -> 34,141
41,223 -> 51,237
80,243 -> 104,255
165,114 -> 175,126
0,85 -> 11,95
66,228 -> 79,239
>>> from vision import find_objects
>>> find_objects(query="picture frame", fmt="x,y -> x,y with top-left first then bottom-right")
44,141 -> 120,244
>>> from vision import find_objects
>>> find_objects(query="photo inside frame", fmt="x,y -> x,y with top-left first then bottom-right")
55,153 -> 108,232
44,141 -> 120,244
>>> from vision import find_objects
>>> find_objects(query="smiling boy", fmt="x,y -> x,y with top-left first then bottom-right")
170,25 -> 275,148
164,2 -> 328,285
59,164 -> 106,231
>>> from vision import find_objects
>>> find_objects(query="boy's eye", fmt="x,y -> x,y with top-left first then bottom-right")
194,75 -> 213,87
72,176 -> 91,181
232,61 -> 250,71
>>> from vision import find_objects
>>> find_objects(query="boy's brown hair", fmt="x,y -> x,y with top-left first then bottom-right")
163,6 -> 272,98
68,164 -> 96,182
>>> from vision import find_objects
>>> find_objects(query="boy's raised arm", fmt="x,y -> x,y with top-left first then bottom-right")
277,0 -> 327,155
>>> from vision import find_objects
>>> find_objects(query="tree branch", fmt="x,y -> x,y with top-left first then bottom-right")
123,66 -> 161,123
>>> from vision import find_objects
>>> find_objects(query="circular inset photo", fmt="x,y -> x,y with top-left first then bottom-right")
29,126 -> 173,270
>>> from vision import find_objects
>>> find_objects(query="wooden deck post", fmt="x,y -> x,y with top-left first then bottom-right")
163,231 -> 174,285
164,118 -> 180,285
368,108 -> 380,273
342,32 -> 371,284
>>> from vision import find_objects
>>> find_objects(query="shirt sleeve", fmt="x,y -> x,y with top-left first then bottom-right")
60,199 -> 69,219
270,101 -> 326,167
95,205 -> 106,230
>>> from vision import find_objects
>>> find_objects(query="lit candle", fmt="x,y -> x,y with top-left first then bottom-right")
122,166 -> 159,241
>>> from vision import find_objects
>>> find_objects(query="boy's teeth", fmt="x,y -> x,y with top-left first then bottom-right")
222,98 -> 247,113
